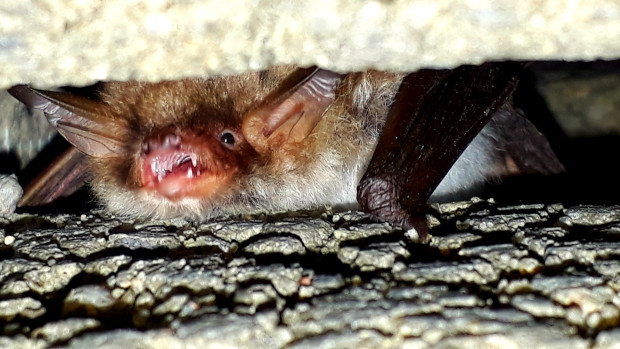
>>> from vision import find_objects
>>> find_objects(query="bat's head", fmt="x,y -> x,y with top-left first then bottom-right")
9,67 -> 344,220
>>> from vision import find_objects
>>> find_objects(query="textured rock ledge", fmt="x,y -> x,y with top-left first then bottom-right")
1,200 -> 620,348
2,0 -> 620,88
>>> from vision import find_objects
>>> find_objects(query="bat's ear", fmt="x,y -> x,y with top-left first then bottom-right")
241,67 -> 343,153
8,85 -> 126,157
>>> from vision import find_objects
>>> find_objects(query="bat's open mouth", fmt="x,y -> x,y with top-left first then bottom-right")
141,149 -> 208,199
139,132 -> 227,200
148,152 -> 202,182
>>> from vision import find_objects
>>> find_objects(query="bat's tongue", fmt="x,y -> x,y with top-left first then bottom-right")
139,132 -> 225,200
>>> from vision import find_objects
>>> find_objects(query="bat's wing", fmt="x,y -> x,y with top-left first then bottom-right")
487,104 -> 565,178
18,147 -> 90,206
357,63 -> 524,239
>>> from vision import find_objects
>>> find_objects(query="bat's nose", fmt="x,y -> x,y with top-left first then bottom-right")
142,129 -> 182,155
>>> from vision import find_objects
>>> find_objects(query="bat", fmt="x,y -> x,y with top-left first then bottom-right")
8,64 -> 563,239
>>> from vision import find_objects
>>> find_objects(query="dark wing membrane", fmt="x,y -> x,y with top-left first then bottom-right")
18,147 -> 90,207
357,62 -> 524,235
487,103 -> 565,178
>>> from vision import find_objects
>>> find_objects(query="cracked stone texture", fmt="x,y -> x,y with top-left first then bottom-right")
2,1 -> 620,88
1,202 -> 620,348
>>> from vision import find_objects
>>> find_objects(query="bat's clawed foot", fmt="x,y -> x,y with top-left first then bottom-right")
357,175 -> 430,243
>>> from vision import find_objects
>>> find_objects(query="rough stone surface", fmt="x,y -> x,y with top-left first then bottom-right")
0,201 -> 619,348
0,90 -> 56,171
2,1 -> 620,88
0,174 -> 22,215
533,63 -> 620,137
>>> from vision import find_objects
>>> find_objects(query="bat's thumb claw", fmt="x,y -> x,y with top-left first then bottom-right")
402,214 -> 431,244
357,175 -> 431,243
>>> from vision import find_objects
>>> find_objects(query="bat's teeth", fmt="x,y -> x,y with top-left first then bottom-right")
151,158 -> 158,174
157,171 -> 164,182
187,167 -> 193,178
177,155 -> 191,166
196,169 -> 201,176
191,155 -> 197,167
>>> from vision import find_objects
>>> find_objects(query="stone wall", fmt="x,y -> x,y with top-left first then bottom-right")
2,0 -> 620,88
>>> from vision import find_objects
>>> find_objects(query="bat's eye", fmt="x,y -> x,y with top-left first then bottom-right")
219,130 -> 237,148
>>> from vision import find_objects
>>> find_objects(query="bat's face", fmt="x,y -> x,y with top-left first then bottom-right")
89,71 -> 287,218
92,77 -> 265,212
